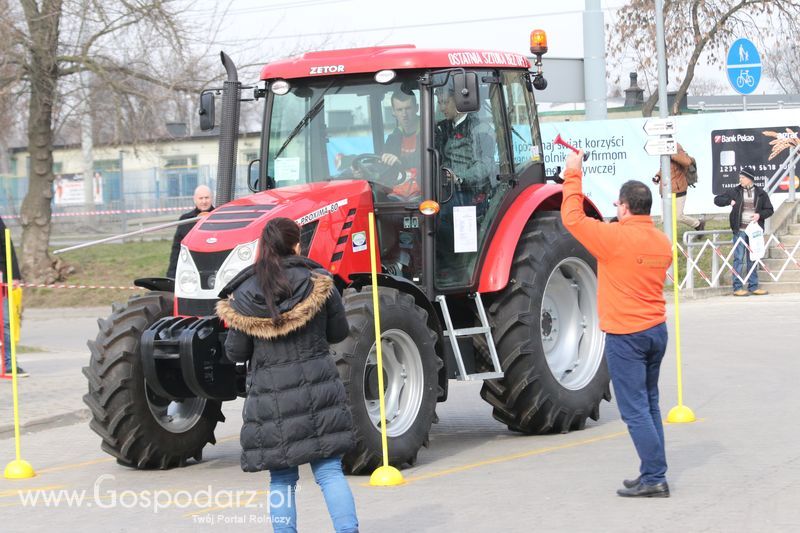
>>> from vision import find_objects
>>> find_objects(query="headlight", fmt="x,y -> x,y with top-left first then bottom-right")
236,242 -> 255,261
220,268 -> 239,285
178,270 -> 200,294
214,240 -> 259,290
179,246 -> 190,263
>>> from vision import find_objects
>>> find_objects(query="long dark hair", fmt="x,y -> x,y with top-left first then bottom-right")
255,217 -> 300,319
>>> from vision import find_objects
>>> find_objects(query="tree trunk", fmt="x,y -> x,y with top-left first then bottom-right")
642,91 -> 658,117
20,0 -> 63,284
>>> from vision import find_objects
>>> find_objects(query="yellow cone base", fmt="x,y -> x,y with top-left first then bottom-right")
369,465 -> 405,486
667,405 -> 696,424
4,459 -> 36,479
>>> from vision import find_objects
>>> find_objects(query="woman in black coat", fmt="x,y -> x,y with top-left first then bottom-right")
216,217 -> 358,533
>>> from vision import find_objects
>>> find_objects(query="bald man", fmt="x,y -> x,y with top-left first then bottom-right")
166,185 -> 214,278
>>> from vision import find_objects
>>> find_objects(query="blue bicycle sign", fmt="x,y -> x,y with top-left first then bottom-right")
727,38 -> 760,95
736,69 -> 755,89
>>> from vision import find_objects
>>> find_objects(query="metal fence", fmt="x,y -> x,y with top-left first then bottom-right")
0,164 -> 254,245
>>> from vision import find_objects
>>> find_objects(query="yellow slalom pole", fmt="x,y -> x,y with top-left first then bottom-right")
666,194 -> 696,424
367,212 -> 405,486
3,228 -> 36,479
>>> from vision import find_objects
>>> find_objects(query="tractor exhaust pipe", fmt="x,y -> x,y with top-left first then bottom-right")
215,51 -> 241,206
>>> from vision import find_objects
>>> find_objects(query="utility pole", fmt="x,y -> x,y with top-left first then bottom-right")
583,0 -> 608,120
655,0 -> 673,244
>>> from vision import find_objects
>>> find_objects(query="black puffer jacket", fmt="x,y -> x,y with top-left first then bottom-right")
216,256 -> 354,472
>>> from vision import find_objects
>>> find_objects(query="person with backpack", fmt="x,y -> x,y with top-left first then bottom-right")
652,143 -> 705,231
216,217 -> 359,533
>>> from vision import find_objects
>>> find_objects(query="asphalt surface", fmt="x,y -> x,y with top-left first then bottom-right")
1,294 -> 799,532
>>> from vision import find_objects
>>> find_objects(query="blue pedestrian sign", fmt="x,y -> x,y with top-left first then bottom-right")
726,38 -> 760,95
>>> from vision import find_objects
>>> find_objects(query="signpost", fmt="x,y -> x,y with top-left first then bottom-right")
726,38 -> 761,109
643,117 -> 677,136
644,137 -> 677,156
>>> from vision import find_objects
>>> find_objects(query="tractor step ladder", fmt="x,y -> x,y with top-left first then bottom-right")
435,293 -> 504,381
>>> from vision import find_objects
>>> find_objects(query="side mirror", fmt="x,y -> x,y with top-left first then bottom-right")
247,159 -> 260,192
199,91 -> 215,131
452,72 -> 480,113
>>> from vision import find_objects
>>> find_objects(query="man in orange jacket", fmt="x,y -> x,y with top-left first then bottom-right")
561,150 -> 673,498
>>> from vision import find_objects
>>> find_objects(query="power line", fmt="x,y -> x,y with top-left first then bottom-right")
209,9 -> 600,45
182,0 -> 351,19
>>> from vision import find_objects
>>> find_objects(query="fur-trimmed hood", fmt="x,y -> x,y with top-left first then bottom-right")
216,258 -> 334,340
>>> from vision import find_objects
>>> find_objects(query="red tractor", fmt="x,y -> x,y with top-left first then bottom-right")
84,35 -> 609,473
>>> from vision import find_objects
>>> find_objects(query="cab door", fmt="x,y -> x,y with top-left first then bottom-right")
431,70 -> 513,290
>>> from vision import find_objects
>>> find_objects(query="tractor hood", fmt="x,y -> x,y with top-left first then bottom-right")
182,179 -> 373,253
174,179 -> 374,314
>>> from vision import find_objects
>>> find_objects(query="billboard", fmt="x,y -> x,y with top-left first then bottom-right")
540,109 -> 800,217
54,172 -> 104,206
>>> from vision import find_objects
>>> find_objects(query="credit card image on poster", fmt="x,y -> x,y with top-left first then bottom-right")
710,126 -> 798,194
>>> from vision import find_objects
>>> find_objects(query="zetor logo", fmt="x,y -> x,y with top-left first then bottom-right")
309,65 -> 344,75
714,134 -> 755,143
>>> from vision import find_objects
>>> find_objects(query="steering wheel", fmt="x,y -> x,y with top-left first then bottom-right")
351,154 -> 407,185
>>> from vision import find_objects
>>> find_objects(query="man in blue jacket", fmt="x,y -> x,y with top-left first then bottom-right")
714,169 -> 774,296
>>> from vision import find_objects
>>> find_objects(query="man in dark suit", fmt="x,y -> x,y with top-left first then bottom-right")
166,185 -> 214,278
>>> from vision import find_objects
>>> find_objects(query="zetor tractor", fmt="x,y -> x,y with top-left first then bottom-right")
84,33 -> 610,473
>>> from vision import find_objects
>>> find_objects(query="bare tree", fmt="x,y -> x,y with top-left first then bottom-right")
0,0 -> 208,283
764,24 -> 800,94
607,0 -> 800,116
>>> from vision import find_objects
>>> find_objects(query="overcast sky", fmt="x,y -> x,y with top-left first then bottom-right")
183,0 -> 766,95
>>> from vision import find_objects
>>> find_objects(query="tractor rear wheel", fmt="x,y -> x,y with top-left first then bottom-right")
479,213 -> 610,433
83,292 -> 224,469
333,286 -> 441,474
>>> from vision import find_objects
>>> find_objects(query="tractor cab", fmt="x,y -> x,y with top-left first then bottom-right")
251,45 -> 546,294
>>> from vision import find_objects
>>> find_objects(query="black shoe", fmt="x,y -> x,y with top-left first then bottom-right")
623,476 -> 641,489
14,367 -> 29,378
617,481 -> 670,498
696,220 -> 706,231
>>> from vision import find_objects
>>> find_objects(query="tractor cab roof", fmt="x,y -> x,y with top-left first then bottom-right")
259,45 -> 531,81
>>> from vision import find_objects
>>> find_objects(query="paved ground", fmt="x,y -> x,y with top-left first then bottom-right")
1,294 -> 799,531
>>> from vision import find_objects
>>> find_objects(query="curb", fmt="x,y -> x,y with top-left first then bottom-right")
0,408 -> 90,438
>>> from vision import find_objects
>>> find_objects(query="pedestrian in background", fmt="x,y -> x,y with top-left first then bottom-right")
216,217 -> 358,533
653,143 -> 705,231
561,150 -> 673,498
0,215 -> 25,377
166,185 -> 214,278
714,168 -> 774,296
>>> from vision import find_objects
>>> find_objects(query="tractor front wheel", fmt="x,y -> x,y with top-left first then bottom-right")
83,292 -> 224,469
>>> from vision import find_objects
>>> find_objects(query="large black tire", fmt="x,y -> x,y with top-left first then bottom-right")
83,292 -> 224,469
333,286 -> 441,474
479,213 -> 610,433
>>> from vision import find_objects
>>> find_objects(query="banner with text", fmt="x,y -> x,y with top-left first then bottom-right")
540,109 -> 800,218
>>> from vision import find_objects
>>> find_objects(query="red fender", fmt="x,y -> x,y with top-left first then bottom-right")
477,183 -> 602,294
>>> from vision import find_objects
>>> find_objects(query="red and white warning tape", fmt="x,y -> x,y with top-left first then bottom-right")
13,282 -> 139,290
1,206 -> 187,220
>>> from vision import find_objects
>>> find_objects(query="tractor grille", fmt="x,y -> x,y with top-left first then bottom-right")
199,204 -> 276,230
177,298 -> 217,317
300,221 -> 318,256
190,250 -> 231,290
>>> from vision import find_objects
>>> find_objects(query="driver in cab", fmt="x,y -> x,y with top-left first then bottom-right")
351,90 -> 421,201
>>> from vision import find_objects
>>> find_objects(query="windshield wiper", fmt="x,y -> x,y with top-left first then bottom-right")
274,80 -> 336,159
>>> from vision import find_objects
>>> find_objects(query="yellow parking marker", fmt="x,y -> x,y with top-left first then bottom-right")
3,229 -> 35,479
366,212 -> 405,487
666,193 -> 696,424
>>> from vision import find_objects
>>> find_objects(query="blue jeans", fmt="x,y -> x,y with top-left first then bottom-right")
2,294 -> 10,372
605,322 -> 669,485
732,230 -> 758,291
268,456 -> 358,533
